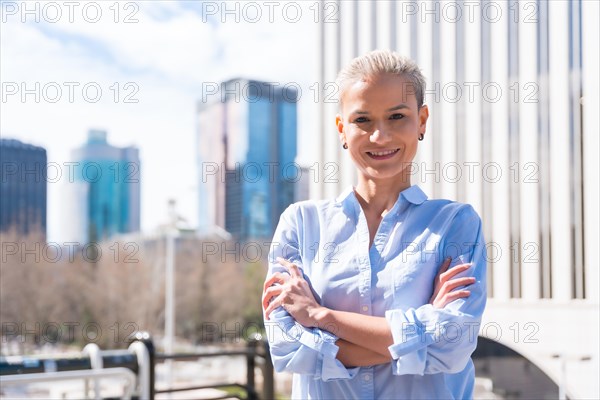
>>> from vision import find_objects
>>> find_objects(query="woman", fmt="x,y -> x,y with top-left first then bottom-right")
262,50 -> 487,399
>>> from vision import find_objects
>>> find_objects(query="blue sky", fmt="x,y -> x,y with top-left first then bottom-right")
1,0 -> 320,241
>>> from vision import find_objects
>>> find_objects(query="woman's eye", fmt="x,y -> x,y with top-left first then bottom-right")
390,113 -> 404,120
354,117 -> 369,123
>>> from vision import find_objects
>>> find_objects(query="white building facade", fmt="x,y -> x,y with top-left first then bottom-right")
313,1 -> 599,397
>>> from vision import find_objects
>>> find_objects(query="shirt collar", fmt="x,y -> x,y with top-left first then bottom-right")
335,185 -> 355,205
335,184 -> 428,207
400,185 -> 428,205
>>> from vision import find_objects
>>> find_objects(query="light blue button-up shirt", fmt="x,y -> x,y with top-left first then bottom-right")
264,184 -> 487,399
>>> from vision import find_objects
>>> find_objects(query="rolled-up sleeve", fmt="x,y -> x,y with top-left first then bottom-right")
386,205 -> 487,375
264,204 -> 358,381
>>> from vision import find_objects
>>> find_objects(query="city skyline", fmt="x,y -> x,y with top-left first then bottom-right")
1,1 -> 320,243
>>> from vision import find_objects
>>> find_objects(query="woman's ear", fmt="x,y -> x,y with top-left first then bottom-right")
335,114 -> 345,144
418,104 -> 429,134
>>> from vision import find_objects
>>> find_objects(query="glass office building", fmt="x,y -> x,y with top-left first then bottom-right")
0,138 -> 47,238
197,78 -> 298,239
69,130 -> 140,243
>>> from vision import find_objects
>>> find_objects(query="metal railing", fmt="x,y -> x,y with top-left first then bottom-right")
0,368 -> 137,400
0,332 -> 274,400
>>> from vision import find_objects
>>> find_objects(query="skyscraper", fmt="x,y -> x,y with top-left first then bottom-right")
0,138 -> 47,238
69,129 -> 140,243
197,78 -> 298,239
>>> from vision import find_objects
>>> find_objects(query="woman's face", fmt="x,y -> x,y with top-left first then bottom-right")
336,73 -> 429,184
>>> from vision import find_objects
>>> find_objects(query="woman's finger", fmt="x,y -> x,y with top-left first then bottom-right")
263,272 -> 286,292
262,285 -> 284,311
439,277 -> 476,295
262,284 -> 284,307
438,257 -> 452,277
264,295 -> 284,321
439,290 -> 470,308
439,263 -> 472,282
431,257 -> 452,300
277,257 -> 301,278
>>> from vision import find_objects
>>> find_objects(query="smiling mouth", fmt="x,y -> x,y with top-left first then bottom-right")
366,148 -> 400,160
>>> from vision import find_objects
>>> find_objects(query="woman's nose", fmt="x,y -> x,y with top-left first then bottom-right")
370,124 -> 392,144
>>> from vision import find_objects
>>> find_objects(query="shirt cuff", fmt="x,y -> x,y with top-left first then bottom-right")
385,307 -> 441,376
320,350 -> 360,381
389,347 -> 427,376
297,327 -> 338,357
295,326 -> 358,381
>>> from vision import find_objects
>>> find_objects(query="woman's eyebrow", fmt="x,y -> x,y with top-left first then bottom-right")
352,104 -> 410,115
387,104 -> 410,111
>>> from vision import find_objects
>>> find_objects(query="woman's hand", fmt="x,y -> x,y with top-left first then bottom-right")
262,257 -> 324,326
263,255 -> 475,325
429,257 -> 476,308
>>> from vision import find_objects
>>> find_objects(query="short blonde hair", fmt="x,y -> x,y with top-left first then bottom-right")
335,49 -> 427,110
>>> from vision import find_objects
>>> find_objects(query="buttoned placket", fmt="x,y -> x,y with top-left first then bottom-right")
352,193 -> 406,399
349,197 -> 371,398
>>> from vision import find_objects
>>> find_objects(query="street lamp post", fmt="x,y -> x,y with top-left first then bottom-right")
164,199 -> 179,393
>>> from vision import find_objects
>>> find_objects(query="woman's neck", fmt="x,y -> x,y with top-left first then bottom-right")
354,177 -> 412,218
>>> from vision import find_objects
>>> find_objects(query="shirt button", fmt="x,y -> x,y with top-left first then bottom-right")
362,305 -> 369,312
364,374 -> 371,381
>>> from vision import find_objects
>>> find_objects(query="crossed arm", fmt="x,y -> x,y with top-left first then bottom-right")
262,257 -> 476,367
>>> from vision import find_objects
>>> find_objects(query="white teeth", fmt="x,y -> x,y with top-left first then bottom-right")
369,149 -> 398,156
